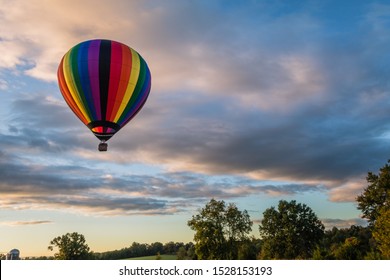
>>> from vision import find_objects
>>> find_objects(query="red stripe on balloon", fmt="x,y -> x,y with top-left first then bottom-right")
106,41 -> 122,121
108,44 -> 132,122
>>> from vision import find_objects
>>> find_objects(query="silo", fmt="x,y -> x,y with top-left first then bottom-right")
6,249 -> 20,260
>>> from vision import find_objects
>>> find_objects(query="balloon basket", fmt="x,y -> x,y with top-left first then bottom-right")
98,142 -> 108,152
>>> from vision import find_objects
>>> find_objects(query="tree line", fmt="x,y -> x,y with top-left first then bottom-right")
30,159 -> 390,260
22,239 -> 196,260
186,159 -> 389,259
93,241 -> 196,260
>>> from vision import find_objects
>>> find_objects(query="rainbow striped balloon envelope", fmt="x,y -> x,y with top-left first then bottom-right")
57,39 -> 151,151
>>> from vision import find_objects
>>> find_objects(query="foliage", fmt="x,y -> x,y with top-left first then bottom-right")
24,256 -> 55,260
237,238 -> 262,260
356,160 -> 390,225
124,254 -> 177,260
372,207 -> 390,259
332,237 -> 362,259
93,241 -> 194,260
355,159 -> 390,259
177,243 -> 197,260
48,232 -> 91,260
176,246 -> 187,260
185,242 -> 197,260
259,200 -> 324,259
313,225 -> 378,260
187,199 -> 253,260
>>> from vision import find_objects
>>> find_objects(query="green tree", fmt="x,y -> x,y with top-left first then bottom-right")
314,225 -> 377,260
176,246 -> 187,260
259,200 -> 324,259
333,237 -> 362,259
187,199 -> 253,260
356,160 -> 390,225
372,207 -> 390,258
163,241 -> 178,254
186,243 -> 197,260
149,242 -> 164,255
48,232 -> 91,260
237,238 -> 262,260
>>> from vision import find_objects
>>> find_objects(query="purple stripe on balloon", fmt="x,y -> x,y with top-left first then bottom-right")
88,40 -> 102,120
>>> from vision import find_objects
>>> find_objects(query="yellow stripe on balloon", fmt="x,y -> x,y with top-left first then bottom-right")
63,51 -> 91,123
113,48 -> 140,123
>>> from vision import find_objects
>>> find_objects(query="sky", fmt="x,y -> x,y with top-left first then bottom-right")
1,0 -> 390,257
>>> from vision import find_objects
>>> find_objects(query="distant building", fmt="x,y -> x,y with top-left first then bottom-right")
6,249 -> 20,260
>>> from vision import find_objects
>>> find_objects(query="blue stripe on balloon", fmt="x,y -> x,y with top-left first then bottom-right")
78,41 -> 97,120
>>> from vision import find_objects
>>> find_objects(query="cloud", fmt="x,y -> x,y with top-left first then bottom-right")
0,155 -> 176,215
0,0 -> 147,80
1,220 -> 53,226
328,180 -> 367,203
321,218 -> 368,229
0,78 -> 7,90
253,218 -> 368,230
0,136 -> 326,216
107,86 -> 390,191
0,37 -> 31,70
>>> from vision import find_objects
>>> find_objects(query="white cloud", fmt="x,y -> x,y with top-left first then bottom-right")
0,39 -> 29,69
1,220 -> 53,226
328,179 -> 366,202
0,78 -> 8,90
0,0 -> 146,81
321,218 -> 368,229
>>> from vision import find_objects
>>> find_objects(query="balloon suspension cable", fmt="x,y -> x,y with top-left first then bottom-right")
98,140 -> 108,152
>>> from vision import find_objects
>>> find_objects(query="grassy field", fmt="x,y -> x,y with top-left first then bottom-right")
124,254 -> 177,260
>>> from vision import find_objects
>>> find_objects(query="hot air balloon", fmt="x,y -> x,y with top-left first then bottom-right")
57,39 -> 151,151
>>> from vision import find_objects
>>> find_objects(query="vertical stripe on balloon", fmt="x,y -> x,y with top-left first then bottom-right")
72,44 -> 94,121
88,40 -> 102,120
98,40 -> 111,124
106,41 -> 122,121
78,41 -> 97,120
